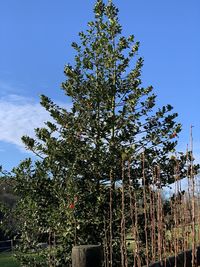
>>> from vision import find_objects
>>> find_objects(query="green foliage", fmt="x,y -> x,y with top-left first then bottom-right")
0,169 -> 18,240
6,1 -> 197,266
0,252 -> 20,267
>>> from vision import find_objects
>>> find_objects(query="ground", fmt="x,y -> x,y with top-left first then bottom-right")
0,252 -> 20,267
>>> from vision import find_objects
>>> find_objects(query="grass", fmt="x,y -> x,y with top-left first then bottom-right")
0,252 -> 20,267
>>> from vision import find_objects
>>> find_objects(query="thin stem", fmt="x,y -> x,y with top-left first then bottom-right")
120,160 -> 128,267
109,170 -> 113,267
142,152 -> 149,266
128,160 -> 136,265
190,126 -> 196,267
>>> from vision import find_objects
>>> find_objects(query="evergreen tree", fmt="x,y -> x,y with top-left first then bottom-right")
23,0 -> 182,187
11,1 -> 197,266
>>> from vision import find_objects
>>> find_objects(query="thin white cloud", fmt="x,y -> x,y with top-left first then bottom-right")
0,94 -> 71,150
0,81 -> 15,93
0,80 -> 25,96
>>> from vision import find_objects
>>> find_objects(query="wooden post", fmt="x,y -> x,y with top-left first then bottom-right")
72,245 -> 102,267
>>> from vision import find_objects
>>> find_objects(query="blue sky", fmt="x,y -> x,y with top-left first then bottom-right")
0,0 -> 200,171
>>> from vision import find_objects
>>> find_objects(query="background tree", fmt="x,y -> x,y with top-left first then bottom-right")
0,168 -> 18,241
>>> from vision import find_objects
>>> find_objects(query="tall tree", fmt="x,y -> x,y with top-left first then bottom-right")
11,1 -> 196,266
23,0 -> 181,187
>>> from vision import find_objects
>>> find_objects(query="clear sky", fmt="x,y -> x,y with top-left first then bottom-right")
0,0 -> 200,171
